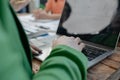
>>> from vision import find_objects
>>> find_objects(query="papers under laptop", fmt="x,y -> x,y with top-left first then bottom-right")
29,34 -> 57,61
18,14 -> 60,61
57,0 -> 120,68
18,14 -> 60,34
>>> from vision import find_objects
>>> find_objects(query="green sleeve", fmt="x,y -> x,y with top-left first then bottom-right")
0,0 -> 87,80
33,45 -> 88,80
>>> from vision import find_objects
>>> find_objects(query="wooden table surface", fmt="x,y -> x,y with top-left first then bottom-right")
32,51 -> 120,80
87,52 -> 120,80
19,13 -> 120,79
32,41 -> 120,80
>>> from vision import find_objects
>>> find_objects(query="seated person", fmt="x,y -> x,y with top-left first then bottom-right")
33,0 -> 65,19
0,0 -> 87,80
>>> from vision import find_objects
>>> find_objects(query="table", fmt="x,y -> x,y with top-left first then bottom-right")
19,14 -> 120,80
87,43 -> 120,80
87,52 -> 120,80
32,50 -> 120,80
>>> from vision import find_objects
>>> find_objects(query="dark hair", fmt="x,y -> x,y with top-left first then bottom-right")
57,1 -> 72,35
59,2 -> 71,25
111,0 -> 120,32
117,0 -> 120,11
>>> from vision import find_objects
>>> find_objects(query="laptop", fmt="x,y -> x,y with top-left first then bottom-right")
56,1 -> 120,68
29,0 -> 119,69
57,31 -> 120,68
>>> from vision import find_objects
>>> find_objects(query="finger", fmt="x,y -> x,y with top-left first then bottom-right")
32,10 -> 36,14
70,36 -> 75,39
36,11 -> 41,19
32,11 -> 38,17
32,46 -> 42,53
35,12 -> 40,19
33,10 -> 40,19
60,35 -> 66,38
75,37 -> 81,44
30,44 -> 42,53
30,47 -> 39,55
79,43 -> 85,51
58,36 -> 67,40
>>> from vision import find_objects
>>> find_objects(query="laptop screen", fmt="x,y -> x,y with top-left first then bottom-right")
57,1 -> 120,49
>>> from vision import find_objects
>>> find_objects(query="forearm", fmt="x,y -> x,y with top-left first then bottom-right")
45,14 -> 61,20
33,45 -> 88,80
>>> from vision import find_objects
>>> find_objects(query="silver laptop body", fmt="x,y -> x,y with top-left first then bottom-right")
56,0 -> 120,68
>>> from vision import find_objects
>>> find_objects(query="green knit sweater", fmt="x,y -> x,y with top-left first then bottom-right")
0,0 -> 88,80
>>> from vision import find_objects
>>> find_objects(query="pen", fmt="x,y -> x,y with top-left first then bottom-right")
32,49 -> 43,56
39,26 -> 50,30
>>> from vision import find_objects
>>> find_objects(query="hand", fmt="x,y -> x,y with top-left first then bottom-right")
30,44 -> 42,56
32,59 -> 41,74
52,36 -> 85,51
31,44 -> 42,74
33,9 -> 49,19
33,9 -> 43,19
10,0 -> 30,11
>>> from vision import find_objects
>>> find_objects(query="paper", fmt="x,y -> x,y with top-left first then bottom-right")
18,14 -> 60,32
63,0 -> 118,34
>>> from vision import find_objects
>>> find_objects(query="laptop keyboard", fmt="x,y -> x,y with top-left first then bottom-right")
82,46 -> 107,61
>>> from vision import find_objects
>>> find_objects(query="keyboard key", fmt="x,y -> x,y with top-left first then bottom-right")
82,46 -> 107,61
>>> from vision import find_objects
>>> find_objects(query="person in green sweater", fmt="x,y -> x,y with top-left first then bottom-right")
0,0 -> 88,80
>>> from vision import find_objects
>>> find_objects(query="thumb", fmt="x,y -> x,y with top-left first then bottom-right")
79,43 -> 85,51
